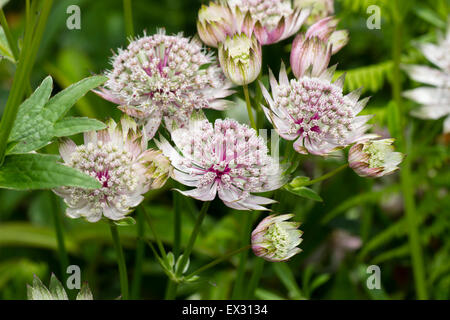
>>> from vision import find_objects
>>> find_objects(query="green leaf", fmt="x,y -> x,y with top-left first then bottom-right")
7,76 -> 107,154
0,153 -> 101,190
284,185 -> 323,202
0,26 -> 14,63
272,263 -> 304,300
53,117 -> 106,137
43,75 -> 107,123
8,76 -> 53,142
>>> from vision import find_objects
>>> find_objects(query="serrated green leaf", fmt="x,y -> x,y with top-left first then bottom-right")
0,153 -> 101,190
43,75 -> 107,123
284,185 -> 323,202
8,76 -> 53,142
53,117 -> 106,137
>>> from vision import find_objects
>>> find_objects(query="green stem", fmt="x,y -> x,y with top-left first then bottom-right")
49,193 -> 69,281
123,0 -> 134,39
302,163 -> 349,187
166,201 -> 210,300
243,85 -> 257,131
245,257 -> 265,299
231,213 -> 252,299
186,245 -> 251,279
131,207 -> 145,299
173,192 -> 182,257
109,223 -> 129,300
0,0 -> 53,164
165,191 -> 182,298
392,18 -> 428,300
142,205 -> 167,260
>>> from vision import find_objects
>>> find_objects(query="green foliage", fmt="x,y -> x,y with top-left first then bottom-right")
0,153 -> 101,190
334,61 -> 393,94
7,76 -> 106,154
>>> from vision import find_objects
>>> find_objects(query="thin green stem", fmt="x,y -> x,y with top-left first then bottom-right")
131,207 -> 145,299
243,85 -> 257,131
302,163 -> 349,187
173,192 -> 182,257
142,205 -> 167,260
245,258 -> 265,299
49,193 -> 69,281
109,223 -> 129,300
231,213 -> 252,299
165,192 -> 182,298
392,17 -> 428,300
186,245 -> 251,279
123,0 -> 134,39
166,201 -> 210,300
0,0 -> 53,164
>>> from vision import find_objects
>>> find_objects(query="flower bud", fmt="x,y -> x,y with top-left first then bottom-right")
348,139 -> 404,178
305,16 -> 349,54
197,2 -> 236,48
251,214 -> 303,262
290,35 -> 332,78
219,33 -> 262,85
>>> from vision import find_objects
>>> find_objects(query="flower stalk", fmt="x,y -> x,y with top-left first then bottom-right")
109,223 -> 129,300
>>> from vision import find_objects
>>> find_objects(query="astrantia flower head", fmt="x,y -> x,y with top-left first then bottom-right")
229,0 -> 311,45
403,24 -> 450,133
96,29 -> 234,138
27,274 -> 93,300
260,63 -> 374,155
349,138 -> 404,178
54,116 -> 172,223
197,1 -> 310,47
251,214 -> 303,262
291,16 -> 348,79
219,32 -> 262,85
157,115 -> 285,210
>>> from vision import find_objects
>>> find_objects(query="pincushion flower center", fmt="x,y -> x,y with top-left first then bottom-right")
266,222 -> 289,257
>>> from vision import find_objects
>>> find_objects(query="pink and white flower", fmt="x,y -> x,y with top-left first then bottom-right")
290,16 -> 349,79
156,116 -> 285,210
197,0 -> 311,47
260,63 -> 374,155
53,117 -> 172,222
348,138 -> 403,178
403,24 -> 450,133
294,0 -> 334,25
95,29 -> 234,138
251,214 -> 303,262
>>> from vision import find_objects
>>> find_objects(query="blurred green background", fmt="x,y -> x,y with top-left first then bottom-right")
0,0 -> 449,300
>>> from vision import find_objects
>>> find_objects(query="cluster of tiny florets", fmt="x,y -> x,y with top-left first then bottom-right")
229,0 -> 293,30
265,222 -> 291,257
103,30 -> 232,129
158,118 -> 284,210
62,141 -> 139,217
173,119 -> 275,193
275,77 -> 355,146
